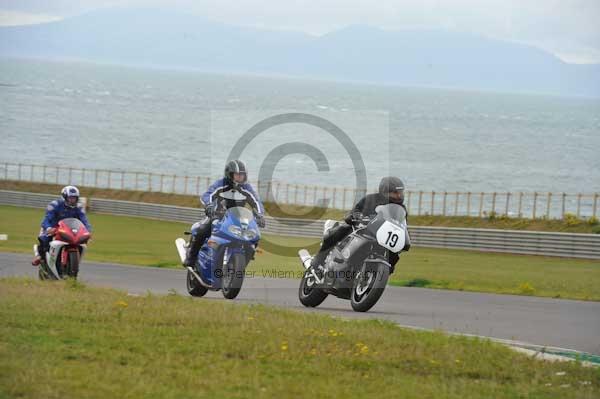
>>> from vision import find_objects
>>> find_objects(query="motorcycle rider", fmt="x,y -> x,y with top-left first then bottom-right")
308,176 -> 410,273
183,159 -> 266,267
32,185 -> 92,266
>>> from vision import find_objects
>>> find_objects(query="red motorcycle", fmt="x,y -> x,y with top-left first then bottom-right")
35,218 -> 91,280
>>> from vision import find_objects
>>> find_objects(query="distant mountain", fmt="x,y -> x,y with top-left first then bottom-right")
1,8 -> 599,97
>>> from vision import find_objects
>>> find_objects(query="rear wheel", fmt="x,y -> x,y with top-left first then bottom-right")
350,262 -> 389,312
222,253 -> 246,299
298,269 -> 328,307
67,251 -> 79,279
186,270 -> 208,297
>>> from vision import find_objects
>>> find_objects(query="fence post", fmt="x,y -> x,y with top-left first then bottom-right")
121,172 -> 125,190
313,186 -> 318,206
55,166 -> 59,184
172,175 -> 176,193
442,191 -> 447,216
3,162 -> 7,179
546,192 -> 552,219
267,181 -> 273,203
593,193 -> 598,219
108,170 -> 112,189
294,184 -> 299,205
30,164 -> 34,181
491,192 -> 497,215
532,192 -> 538,219
196,177 -> 200,195
430,191 -> 435,215
505,192 -> 511,216
159,174 -> 164,192
17,163 -> 22,180
454,192 -> 459,216
561,193 -> 566,219
68,167 -> 72,184
406,191 -> 412,214
148,173 -> 153,192
576,193 -> 582,218
342,188 -> 347,209
478,192 -> 484,217
42,165 -> 46,182
466,192 -> 471,216
82,168 -> 86,186
184,175 -> 188,195
418,191 -> 423,216
517,192 -> 523,217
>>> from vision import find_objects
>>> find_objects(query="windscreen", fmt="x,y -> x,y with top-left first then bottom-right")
227,206 -> 254,221
60,218 -> 84,230
375,204 -> 406,225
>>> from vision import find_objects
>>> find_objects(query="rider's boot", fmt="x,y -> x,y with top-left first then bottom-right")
32,242 -> 47,266
31,255 -> 41,266
183,234 -> 202,267
309,251 -> 328,278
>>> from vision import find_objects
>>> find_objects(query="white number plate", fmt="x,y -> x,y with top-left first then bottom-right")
376,221 -> 405,253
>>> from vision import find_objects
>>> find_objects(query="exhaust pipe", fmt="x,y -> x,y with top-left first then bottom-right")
298,249 -> 324,284
298,249 -> 312,270
186,267 -> 213,288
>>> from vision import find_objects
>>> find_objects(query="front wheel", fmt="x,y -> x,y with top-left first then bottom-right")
186,270 -> 208,297
221,253 -> 246,300
66,251 -> 80,279
298,269 -> 328,307
350,262 -> 389,312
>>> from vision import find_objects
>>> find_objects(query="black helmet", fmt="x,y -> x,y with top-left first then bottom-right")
224,160 -> 248,185
378,176 -> 405,205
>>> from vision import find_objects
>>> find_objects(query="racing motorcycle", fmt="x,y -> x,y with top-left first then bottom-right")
175,190 -> 261,299
34,218 -> 91,280
298,203 -> 409,312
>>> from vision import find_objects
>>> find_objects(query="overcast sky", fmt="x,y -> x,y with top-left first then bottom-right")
0,0 -> 598,63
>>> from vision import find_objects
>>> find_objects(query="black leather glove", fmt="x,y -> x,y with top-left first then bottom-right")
204,203 -> 215,218
255,214 -> 266,228
351,211 -> 363,222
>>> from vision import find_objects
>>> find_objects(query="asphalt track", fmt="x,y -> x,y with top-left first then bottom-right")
1,252 -> 599,355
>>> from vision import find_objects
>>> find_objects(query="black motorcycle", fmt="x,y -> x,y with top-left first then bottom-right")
298,203 -> 409,312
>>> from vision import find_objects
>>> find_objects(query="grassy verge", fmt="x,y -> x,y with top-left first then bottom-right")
2,205 -> 599,301
1,278 -> 598,399
2,180 -> 598,234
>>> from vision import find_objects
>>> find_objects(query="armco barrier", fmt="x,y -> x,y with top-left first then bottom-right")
1,190 -> 599,259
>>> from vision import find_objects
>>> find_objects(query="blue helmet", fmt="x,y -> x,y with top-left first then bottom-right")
61,185 -> 80,208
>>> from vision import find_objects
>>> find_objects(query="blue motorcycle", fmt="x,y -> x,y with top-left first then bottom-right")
175,191 -> 261,299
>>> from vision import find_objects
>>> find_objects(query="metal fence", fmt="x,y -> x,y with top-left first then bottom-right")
1,190 -> 599,260
1,162 -> 598,220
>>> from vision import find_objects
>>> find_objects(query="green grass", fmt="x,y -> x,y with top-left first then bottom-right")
1,205 -> 599,301
1,278 -> 598,399
2,180 -> 598,233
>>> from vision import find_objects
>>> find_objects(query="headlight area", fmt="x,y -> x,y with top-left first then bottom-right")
228,225 -> 242,237
228,225 -> 257,240
242,229 -> 257,240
